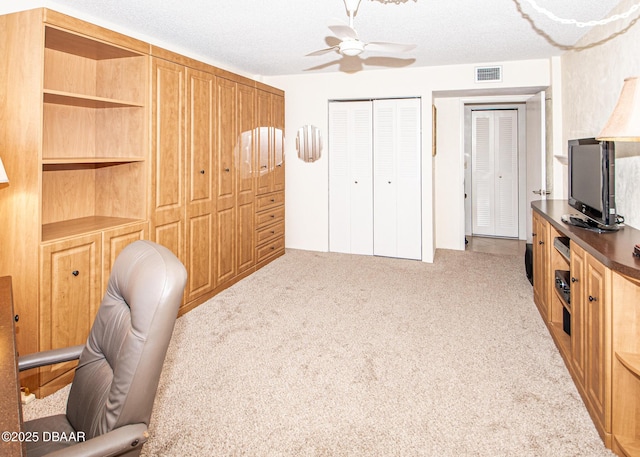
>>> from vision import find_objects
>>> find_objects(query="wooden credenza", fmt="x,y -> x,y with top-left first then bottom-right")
532,200 -> 640,457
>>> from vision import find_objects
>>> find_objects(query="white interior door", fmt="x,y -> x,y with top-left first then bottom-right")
525,91 -> 546,243
472,109 -> 519,238
373,98 -> 421,260
329,101 -> 373,255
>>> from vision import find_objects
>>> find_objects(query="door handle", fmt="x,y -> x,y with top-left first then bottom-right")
532,189 -> 551,195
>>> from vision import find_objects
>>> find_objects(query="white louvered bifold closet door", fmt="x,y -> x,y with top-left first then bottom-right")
329,101 -> 373,255
471,110 -> 518,238
373,98 -> 421,260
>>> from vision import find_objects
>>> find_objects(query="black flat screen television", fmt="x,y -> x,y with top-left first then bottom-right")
565,137 -> 618,231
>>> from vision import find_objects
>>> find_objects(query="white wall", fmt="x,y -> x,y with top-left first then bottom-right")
433,98 -> 464,251
561,0 -> 640,229
265,59 -> 551,260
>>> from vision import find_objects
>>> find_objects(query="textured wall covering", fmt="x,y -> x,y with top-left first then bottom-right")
561,0 -> 640,228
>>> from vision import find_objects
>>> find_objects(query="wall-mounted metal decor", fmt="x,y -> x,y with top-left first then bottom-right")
296,125 -> 322,163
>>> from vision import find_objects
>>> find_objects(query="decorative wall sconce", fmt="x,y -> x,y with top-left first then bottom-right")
296,125 -> 322,163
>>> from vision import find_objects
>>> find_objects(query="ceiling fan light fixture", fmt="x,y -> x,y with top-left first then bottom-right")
340,39 -> 364,56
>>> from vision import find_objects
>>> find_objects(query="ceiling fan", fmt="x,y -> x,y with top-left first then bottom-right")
306,0 -> 416,58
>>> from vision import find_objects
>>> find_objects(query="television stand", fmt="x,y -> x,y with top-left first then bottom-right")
561,213 -> 621,232
533,200 -> 640,457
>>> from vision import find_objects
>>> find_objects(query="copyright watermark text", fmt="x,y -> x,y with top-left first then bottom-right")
2,431 -> 85,443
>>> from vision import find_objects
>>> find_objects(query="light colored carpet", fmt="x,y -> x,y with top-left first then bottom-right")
24,248 -> 615,456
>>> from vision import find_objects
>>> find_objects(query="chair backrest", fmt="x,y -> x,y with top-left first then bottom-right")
65,240 -> 187,439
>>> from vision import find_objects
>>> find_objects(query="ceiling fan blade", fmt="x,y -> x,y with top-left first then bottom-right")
362,56 -> 417,69
365,42 -> 417,53
306,46 -> 339,57
328,22 -> 358,41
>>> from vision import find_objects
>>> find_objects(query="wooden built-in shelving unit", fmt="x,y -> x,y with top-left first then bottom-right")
0,8 -> 285,398
532,200 -> 640,457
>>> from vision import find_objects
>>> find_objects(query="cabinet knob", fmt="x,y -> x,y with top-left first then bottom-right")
271,214 -> 275,218
388,181 -> 392,184
224,168 -> 230,172
588,295 -> 597,302
72,270 -> 79,277
277,164 -> 282,168
354,181 -> 358,184
538,241 -> 544,245
14,314 -> 19,322
270,198 -> 275,202
532,232 -> 537,237
261,165 -> 268,169
200,169 -> 205,174
571,277 -> 578,283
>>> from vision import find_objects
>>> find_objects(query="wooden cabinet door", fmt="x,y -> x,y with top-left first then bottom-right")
532,211 -> 549,321
272,93 -> 285,193
216,77 -> 237,210
237,83 -> 256,273
102,222 -> 149,292
40,234 -> 101,386
570,242 -> 586,390
585,253 -> 611,434
185,68 -> 216,302
255,89 -> 272,196
150,57 -> 186,265
215,77 -> 238,285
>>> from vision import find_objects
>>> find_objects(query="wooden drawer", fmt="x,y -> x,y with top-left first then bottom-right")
256,205 -> 284,229
256,236 -> 284,263
256,220 -> 284,246
256,191 -> 285,211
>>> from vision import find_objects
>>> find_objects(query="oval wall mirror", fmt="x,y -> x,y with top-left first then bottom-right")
296,125 -> 322,163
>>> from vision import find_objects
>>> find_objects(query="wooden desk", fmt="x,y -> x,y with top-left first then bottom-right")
0,276 -> 26,456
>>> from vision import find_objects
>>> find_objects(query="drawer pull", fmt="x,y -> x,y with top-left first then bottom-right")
270,198 -> 275,202
72,270 -> 79,277
271,230 -> 275,234
271,214 -> 275,218
271,246 -> 275,250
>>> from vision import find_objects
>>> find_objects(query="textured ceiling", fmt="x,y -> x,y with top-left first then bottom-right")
44,0 -> 629,77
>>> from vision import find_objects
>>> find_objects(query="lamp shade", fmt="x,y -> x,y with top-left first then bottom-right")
0,157 -> 8,184
597,76 -> 640,142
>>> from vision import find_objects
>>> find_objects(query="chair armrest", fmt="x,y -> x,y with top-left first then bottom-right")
18,345 -> 85,371
44,423 -> 148,457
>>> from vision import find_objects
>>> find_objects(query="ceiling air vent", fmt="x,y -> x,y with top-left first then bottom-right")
475,66 -> 502,83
